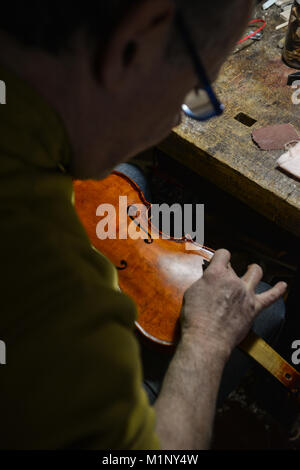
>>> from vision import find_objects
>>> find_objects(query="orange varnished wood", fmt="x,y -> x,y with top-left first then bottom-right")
74,171 -> 213,345
74,172 -> 300,402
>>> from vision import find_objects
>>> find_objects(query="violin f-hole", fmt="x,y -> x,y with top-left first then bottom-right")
127,205 -> 153,244
116,260 -> 128,270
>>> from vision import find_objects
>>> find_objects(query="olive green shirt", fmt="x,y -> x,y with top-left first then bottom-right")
0,65 -> 160,450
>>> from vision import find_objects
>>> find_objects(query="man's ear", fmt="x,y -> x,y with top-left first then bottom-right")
97,0 -> 175,91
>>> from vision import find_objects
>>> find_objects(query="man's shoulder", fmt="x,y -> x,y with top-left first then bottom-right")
0,169 -> 137,332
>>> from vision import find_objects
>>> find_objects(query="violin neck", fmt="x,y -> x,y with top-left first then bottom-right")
239,331 -> 300,403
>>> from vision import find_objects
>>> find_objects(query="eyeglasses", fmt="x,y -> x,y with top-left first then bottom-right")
176,12 -> 225,122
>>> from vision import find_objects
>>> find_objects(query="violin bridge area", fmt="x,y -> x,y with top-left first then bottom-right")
131,148 -> 300,450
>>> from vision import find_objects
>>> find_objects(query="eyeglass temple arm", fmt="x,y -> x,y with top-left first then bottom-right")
175,12 -> 223,111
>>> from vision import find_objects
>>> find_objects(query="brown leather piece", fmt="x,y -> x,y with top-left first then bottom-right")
252,124 -> 300,150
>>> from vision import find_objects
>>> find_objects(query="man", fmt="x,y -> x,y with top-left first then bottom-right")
0,0 -> 287,450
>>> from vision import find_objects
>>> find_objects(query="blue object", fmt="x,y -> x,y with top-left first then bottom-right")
176,11 -> 225,122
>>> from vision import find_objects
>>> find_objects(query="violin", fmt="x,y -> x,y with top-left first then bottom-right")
74,171 -> 300,403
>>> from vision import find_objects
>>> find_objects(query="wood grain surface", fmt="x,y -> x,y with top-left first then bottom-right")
159,6 -> 300,237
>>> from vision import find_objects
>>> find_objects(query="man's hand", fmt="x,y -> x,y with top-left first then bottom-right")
181,249 -> 287,357
155,249 -> 287,449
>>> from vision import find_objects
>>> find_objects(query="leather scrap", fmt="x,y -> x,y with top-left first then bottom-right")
252,124 -> 300,150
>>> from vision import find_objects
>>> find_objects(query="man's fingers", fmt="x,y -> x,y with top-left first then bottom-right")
209,249 -> 231,270
255,281 -> 287,311
241,264 -> 263,291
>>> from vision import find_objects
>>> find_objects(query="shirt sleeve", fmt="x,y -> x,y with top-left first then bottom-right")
0,283 -> 161,450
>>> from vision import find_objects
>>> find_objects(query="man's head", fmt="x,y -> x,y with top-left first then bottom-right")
0,1 -> 254,179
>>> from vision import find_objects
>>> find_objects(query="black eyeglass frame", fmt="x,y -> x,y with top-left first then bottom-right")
175,12 -> 225,122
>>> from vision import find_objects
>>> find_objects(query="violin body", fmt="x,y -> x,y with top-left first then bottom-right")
74,171 -> 300,400
74,171 -> 213,346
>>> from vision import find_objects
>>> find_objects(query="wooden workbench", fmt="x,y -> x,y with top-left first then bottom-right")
159,6 -> 300,238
